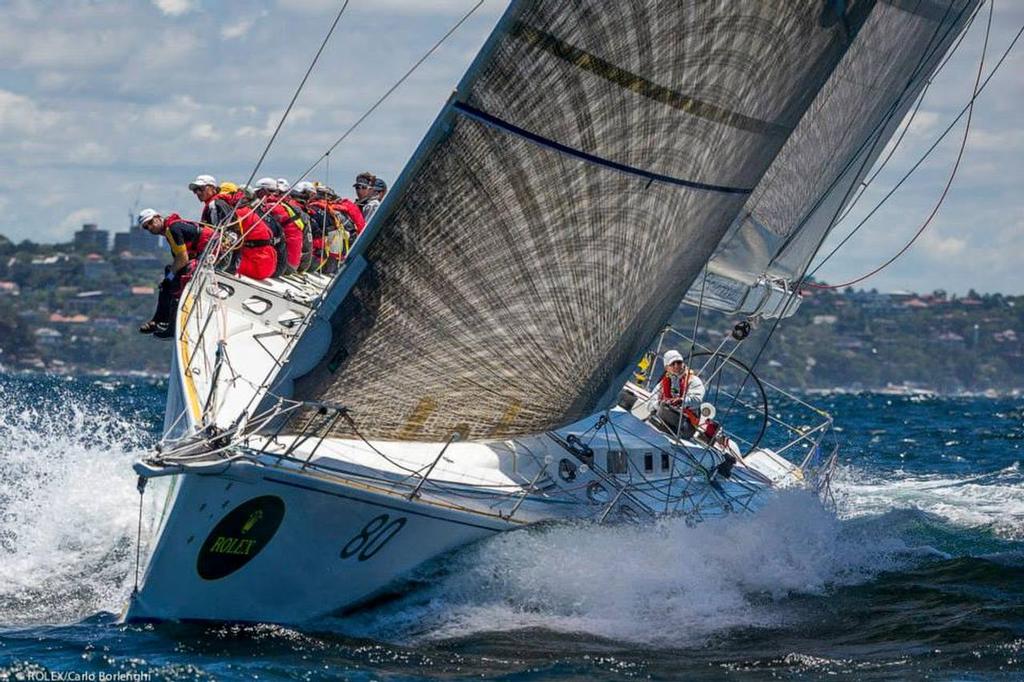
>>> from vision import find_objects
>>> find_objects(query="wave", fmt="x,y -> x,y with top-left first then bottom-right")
833,462 -> 1024,540
336,490 -> 918,646
0,378 -> 163,626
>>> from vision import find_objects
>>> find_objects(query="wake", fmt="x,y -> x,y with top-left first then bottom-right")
336,489 -> 915,646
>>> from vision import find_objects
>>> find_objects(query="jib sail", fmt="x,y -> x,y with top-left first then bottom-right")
683,0 -> 979,318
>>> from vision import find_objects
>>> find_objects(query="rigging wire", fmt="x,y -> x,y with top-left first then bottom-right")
759,0 -> 971,277
832,1 -> 983,226
228,0 -> 486,270
290,0 -> 486,188
719,0 -> 976,418
807,7 -> 1014,289
686,261 -> 709,371
243,0 -> 351,189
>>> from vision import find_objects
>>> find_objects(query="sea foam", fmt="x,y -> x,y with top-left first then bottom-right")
834,462 -> 1024,540
0,379 -> 162,625
338,489 -> 913,646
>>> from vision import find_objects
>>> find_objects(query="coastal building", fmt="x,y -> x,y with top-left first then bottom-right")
82,254 -> 114,280
112,221 -> 163,255
73,223 -> 110,253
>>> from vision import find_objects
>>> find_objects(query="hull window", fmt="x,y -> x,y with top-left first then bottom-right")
607,450 -> 628,474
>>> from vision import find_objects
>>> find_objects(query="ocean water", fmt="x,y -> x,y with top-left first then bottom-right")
0,373 -> 1021,680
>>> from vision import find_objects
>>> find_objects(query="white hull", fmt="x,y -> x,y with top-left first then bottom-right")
125,460 -> 511,623
124,269 -> 830,625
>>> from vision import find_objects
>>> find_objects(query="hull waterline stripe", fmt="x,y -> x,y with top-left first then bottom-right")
452,101 -> 753,195
264,476 -> 511,532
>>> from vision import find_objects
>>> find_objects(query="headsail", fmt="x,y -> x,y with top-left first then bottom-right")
684,0 -> 979,318
286,0 -> 882,441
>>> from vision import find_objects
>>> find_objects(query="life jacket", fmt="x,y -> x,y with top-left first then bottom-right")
330,198 -> 365,237
164,213 -> 214,260
255,198 -> 293,277
279,197 -> 308,232
216,190 -> 245,208
284,195 -> 311,270
231,205 -> 276,280
305,199 -> 337,238
660,372 -> 691,402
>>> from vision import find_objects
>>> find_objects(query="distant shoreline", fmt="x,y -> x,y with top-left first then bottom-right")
2,368 -> 1018,400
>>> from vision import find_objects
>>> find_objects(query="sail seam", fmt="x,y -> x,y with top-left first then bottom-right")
452,102 -> 753,195
509,21 -> 791,139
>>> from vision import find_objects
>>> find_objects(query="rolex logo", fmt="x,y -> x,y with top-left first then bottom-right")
241,509 -> 264,534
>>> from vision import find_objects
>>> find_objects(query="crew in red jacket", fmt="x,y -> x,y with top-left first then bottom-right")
189,174 -> 233,227
254,177 -> 304,274
657,349 -> 706,437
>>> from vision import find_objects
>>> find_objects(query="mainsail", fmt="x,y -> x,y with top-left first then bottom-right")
286,0 -> 893,441
684,0 -> 979,318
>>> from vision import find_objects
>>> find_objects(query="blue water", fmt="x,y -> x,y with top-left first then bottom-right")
0,374 -> 1021,680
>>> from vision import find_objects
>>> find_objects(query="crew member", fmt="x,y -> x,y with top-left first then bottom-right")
304,184 -> 338,273
327,186 -> 364,269
189,174 -> 232,227
224,196 -> 278,280
137,208 -> 214,338
286,181 -> 315,272
354,171 -> 381,223
657,349 -> 706,437
254,177 -> 303,275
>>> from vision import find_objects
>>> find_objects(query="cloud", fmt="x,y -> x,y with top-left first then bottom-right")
59,208 -> 102,233
0,0 -> 1018,297
69,142 -> 115,165
919,230 -> 967,259
0,89 -> 62,135
221,17 -> 256,40
153,0 -> 196,16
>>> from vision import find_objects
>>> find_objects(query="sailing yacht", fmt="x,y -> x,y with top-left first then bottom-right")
123,0 -> 978,624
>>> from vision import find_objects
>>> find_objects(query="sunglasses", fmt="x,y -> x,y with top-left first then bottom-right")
353,183 -> 371,189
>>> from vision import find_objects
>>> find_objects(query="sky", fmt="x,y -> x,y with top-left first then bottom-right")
0,0 -> 1021,295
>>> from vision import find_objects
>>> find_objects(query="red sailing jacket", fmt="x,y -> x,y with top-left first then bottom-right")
233,205 -> 276,280
331,198 -> 365,235
660,372 -> 691,403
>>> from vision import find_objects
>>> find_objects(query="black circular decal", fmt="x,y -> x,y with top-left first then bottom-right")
196,495 -> 285,580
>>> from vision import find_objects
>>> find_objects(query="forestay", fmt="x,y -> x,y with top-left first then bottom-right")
287,0 -> 879,441
684,0 -> 979,318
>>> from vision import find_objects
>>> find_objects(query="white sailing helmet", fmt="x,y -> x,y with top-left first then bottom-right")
188,174 -> 217,190
277,178 -> 290,192
138,208 -> 159,226
293,181 -> 315,195
663,349 -> 684,366
255,177 -> 278,192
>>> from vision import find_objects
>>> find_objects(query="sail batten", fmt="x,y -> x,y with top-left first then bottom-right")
287,0 -> 884,441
